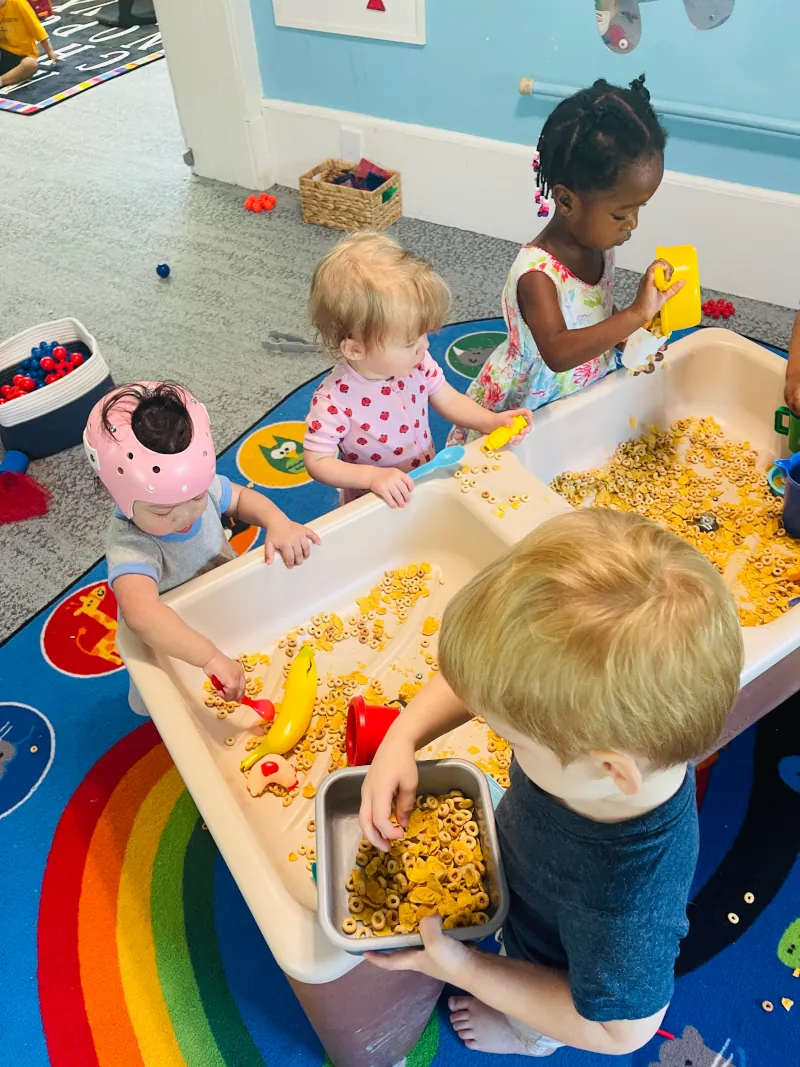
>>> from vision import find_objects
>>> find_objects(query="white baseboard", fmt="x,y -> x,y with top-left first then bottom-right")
263,98 -> 800,310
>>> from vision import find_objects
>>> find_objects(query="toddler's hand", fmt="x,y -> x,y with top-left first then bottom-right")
265,518 -> 321,568
204,652 -> 246,702
785,378 -> 800,418
489,408 -> 533,442
359,733 -> 419,851
631,259 -> 685,325
369,467 -> 414,509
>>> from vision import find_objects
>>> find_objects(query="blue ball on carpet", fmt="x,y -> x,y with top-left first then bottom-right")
156,263 -> 171,278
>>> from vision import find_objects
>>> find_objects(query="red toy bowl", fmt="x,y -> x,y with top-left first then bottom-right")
346,695 -> 402,766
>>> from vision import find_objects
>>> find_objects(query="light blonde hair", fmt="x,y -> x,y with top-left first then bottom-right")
439,508 -> 743,767
308,232 -> 451,353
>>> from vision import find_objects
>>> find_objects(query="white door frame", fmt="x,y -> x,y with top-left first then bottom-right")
152,0 -> 271,190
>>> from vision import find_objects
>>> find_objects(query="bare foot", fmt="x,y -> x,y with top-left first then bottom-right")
448,996 -> 533,1055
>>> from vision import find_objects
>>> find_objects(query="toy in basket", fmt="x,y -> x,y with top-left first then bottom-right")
299,158 -> 402,232
0,319 -> 113,459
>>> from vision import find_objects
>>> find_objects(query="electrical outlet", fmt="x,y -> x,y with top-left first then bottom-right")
341,126 -> 363,163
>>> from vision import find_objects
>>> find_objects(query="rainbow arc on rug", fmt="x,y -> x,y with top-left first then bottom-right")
38,723 -> 264,1066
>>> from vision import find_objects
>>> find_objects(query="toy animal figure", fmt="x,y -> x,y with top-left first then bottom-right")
649,1026 -> 735,1067
246,753 -> 299,797
73,584 -> 123,667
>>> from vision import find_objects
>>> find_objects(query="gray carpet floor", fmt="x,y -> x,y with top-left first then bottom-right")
1,60 -> 796,641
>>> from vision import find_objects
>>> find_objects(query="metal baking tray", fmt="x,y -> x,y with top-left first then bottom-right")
315,758 -> 509,954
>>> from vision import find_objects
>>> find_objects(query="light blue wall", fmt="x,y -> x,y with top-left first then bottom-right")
251,0 -> 800,194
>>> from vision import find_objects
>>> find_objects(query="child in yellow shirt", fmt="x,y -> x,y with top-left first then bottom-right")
0,0 -> 59,89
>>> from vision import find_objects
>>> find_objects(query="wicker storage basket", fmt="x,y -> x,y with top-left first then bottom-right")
299,159 -> 402,232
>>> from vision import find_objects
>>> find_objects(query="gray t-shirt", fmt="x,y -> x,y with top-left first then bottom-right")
496,758 -> 698,1023
105,474 -> 236,594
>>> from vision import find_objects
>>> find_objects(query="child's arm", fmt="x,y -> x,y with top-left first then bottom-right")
784,311 -> 800,415
370,922 -> 666,1055
226,483 -> 320,568
114,573 -> 246,700
304,450 -> 414,510
430,382 -> 533,441
520,259 -> 683,373
41,36 -> 59,62
359,673 -> 472,849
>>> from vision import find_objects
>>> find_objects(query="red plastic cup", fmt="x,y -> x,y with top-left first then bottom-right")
346,695 -> 402,766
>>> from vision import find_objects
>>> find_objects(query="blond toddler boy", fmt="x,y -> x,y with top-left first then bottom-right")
360,508 -> 743,1057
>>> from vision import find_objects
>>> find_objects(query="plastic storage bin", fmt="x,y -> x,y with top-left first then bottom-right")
0,318 -> 113,458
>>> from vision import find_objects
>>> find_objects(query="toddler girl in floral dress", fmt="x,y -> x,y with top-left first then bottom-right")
450,76 -> 683,445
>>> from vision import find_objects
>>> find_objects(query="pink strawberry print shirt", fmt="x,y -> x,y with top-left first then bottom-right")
304,355 -> 445,475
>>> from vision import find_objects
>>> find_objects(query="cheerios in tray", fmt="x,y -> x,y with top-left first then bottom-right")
342,791 -> 489,938
551,417 -> 800,626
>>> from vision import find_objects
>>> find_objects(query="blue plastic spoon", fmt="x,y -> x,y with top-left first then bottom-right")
409,445 -> 466,482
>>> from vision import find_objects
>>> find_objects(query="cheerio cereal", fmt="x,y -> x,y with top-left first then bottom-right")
551,416 -> 799,626
342,792 -> 490,938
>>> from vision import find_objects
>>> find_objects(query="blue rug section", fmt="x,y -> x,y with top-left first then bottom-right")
1,320 -> 798,1067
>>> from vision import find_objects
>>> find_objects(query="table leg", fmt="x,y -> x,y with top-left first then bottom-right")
289,961 -> 443,1067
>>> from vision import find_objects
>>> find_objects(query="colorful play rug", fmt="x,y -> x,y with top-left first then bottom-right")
2,320 -> 798,1067
0,1 -> 163,115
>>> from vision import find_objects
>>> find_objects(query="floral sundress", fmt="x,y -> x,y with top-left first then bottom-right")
448,245 -> 618,445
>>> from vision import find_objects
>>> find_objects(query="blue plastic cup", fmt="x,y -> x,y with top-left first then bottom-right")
783,468 -> 800,539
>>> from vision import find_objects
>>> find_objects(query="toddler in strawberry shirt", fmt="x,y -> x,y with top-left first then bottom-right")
303,233 -> 532,508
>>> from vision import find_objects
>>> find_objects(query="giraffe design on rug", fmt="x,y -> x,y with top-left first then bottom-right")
73,584 -> 123,667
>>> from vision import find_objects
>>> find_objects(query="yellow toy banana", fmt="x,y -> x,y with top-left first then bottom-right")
240,645 -> 317,771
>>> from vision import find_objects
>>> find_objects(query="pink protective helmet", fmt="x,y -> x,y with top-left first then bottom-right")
83,382 -> 216,519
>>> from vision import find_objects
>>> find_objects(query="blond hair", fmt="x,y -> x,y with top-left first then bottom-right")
439,508 -> 743,767
308,232 -> 451,353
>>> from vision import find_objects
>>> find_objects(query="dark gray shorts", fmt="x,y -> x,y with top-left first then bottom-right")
0,47 -> 35,76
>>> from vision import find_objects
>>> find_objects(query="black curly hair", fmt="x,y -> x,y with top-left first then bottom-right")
536,75 -> 666,201
101,382 -> 194,454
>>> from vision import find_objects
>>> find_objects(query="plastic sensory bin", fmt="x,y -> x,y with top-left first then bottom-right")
119,327 -> 800,1066
0,318 -> 113,458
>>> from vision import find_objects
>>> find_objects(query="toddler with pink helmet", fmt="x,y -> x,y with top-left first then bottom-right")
85,382 -> 319,707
